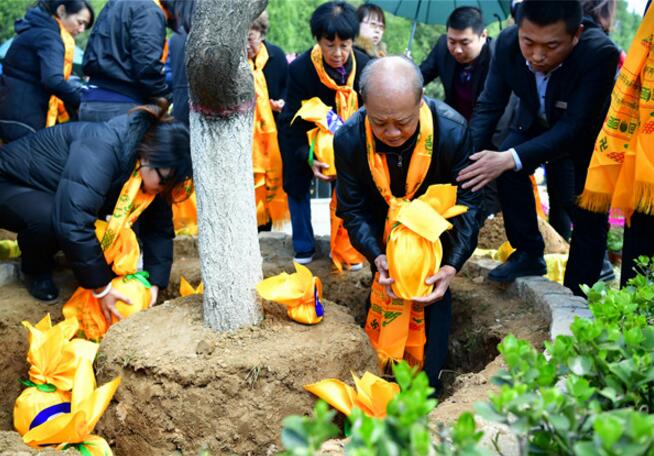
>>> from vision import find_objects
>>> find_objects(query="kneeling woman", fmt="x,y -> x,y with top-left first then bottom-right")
0,104 -> 191,319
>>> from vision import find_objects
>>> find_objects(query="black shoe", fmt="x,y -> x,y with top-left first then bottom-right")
24,273 -> 59,301
488,251 -> 547,283
599,255 -> 616,283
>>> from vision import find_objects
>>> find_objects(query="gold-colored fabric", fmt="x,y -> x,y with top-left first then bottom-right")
256,262 -> 324,325
22,314 -> 98,391
579,7 -> 654,223
63,164 -> 155,341
291,97 -> 339,177
0,239 -> 21,260
58,434 -> 113,456
250,43 -> 289,228
304,371 -> 399,418
172,188 -> 198,236
310,45 -> 363,270
180,276 -> 203,296
22,360 -> 120,450
45,17 -> 74,128
14,387 -> 71,437
310,44 -> 358,121
363,101 -> 436,369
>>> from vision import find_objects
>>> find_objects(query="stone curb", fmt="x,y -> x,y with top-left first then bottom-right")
0,261 -> 19,288
461,256 -> 590,339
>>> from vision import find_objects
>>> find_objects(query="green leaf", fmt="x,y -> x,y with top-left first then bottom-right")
568,356 -> 595,377
594,414 -> 624,449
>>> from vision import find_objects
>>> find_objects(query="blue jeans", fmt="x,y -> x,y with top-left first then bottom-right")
287,192 -> 315,255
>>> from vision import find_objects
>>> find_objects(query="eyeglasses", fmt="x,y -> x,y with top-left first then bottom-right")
362,20 -> 385,31
140,164 -> 175,186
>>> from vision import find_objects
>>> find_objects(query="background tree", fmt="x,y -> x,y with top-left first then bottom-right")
185,0 -> 267,331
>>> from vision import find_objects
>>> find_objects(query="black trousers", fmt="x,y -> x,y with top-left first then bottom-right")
498,132 -> 608,296
0,179 -> 58,275
621,212 -> 654,286
545,158 -> 576,242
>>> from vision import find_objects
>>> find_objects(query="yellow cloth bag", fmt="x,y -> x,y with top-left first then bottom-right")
22,359 -> 120,450
304,371 -> 399,418
22,314 -> 98,391
579,7 -> 654,223
63,165 -> 155,341
14,386 -> 71,437
0,239 -> 20,259
180,276 -> 203,296
256,262 -> 324,324
59,434 -> 113,456
292,97 -> 343,177
250,43 -> 289,228
45,17 -> 74,128
387,185 -> 468,299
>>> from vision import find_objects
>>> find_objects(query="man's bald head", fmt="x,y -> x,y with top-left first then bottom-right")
360,57 -> 424,148
360,56 -> 424,106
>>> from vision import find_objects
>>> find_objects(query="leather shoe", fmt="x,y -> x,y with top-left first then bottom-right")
488,251 -> 547,283
24,273 -> 59,302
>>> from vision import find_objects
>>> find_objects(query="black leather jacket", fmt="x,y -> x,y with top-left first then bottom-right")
334,97 -> 481,271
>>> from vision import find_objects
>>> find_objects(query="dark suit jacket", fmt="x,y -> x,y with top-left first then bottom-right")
278,48 -> 370,198
261,41 -> 289,107
419,35 -> 493,114
470,25 -> 619,173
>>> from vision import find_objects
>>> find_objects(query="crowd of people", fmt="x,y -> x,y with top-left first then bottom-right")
0,0 -> 650,392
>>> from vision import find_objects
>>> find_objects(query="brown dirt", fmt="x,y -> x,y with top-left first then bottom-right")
0,431 -> 76,455
477,213 -> 569,254
94,295 -> 379,456
0,230 -> 16,241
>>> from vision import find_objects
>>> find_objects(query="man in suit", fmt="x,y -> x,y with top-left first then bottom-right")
419,6 -> 491,121
458,0 -> 619,296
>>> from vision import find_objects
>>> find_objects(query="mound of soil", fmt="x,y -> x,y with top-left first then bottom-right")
0,431 -> 76,455
95,295 -> 379,455
477,214 -> 569,254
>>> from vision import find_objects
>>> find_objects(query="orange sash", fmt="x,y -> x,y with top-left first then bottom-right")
250,43 -> 289,228
363,101 -> 434,369
45,18 -> 74,128
310,44 -> 364,270
579,7 -> 654,223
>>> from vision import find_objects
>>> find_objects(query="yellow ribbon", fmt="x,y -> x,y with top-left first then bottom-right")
45,17 -> 74,128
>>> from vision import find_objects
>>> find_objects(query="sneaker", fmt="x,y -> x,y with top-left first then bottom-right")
24,273 -> 59,302
487,251 -> 547,283
293,251 -> 314,265
599,254 -> 616,283
349,263 -> 364,271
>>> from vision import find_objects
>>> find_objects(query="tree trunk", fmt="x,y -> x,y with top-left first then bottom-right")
186,0 -> 267,332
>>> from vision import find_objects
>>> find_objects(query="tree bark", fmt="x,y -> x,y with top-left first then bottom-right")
186,0 -> 267,332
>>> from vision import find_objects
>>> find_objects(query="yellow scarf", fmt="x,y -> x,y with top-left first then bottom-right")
152,0 -> 170,63
579,7 -> 654,223
63,163 -> 155,341
310,44 -> 358,120
363,101 -> 434,369
45,17 -> 74,128
311,44 -> 364,270
249,43 -> 289,227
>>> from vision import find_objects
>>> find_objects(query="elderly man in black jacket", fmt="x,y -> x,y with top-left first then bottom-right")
419,6 -> 490,121
335,56 -> 480,390
457,0 -> 619,295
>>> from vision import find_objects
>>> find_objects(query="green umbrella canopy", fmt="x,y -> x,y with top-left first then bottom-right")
0,36 -> 84,75
370,0 -> 512,54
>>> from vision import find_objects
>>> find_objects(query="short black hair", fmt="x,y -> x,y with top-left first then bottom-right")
357,3 -> 385,26
310,1 -> 360,41
39,0 -> 94,27
516,0 -> 582,35
446,6 -> 484,35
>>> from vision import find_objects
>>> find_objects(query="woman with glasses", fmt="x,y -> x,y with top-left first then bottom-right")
278,1 -> 370,268
0,102 -> 192,318
355,4 -> 387,58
